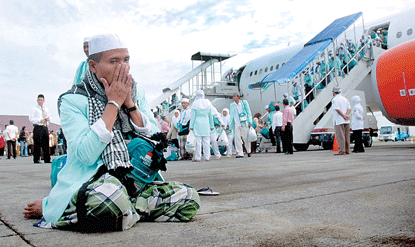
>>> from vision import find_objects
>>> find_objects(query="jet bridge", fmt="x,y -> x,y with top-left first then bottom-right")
249,12 -> 383,150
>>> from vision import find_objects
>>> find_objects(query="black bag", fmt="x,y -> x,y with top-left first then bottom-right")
178,121 -> 190,136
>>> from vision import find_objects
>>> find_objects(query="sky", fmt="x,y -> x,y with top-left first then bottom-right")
1,0 -> 414,131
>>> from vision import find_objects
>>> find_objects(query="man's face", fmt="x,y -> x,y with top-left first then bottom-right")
233,94 -> 239,102
222,111 -> 227,116
266,108 -> 271,113
89,48 -> 130,85
37,97 -> 44,106
182,102 -> 189,109
83,42 -> 89,57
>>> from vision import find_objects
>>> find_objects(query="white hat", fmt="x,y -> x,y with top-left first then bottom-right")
283,92 -> 288,97
89,33 -> 127,55
332,86 -> 341,93
83,37 -> 91,43
181,98 -> 189,103
265,105 -> 270,109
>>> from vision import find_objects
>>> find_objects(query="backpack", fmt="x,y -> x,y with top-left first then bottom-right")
126,133 -> 168,194
50,155 -> 67,187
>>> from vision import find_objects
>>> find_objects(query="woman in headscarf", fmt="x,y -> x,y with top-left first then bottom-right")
167,109 -> 180,148
189,90 -> 214,162
351,95 -> 365,153
221,108 -> 234,157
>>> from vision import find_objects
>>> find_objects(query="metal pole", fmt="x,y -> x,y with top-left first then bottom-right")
220,59 -> 222,82
274,81 -> 277,102
213,61 -> 215,84
191,60 -> 194,95
353,21 -> 357,49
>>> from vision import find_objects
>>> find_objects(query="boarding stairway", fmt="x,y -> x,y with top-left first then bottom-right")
292,46 -> 384,150
149,52 -> 236,116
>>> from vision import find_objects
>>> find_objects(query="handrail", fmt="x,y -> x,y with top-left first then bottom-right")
294,42 -> 369,109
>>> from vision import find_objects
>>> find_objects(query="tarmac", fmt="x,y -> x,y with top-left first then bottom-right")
0,141 -> 414,246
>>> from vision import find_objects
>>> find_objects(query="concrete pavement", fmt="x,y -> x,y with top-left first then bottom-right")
0,141 -> 414,246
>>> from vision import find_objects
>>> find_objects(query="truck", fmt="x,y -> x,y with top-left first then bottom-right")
378,125 -> 410,142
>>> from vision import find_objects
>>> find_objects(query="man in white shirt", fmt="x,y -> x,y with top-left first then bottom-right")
229,92 -> 253,158
332,86 -> 351,155
272,105 -> 283,153
5,120 -> 18,159
29,94 -> 51,164
177,98 -> 192,160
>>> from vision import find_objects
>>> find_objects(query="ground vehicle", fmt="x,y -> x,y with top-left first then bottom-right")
378,125 -> 410,142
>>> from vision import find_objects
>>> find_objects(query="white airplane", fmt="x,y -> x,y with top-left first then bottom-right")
211,8 -> 415,126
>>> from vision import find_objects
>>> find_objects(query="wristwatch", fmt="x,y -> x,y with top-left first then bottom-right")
125,104 -> 138,113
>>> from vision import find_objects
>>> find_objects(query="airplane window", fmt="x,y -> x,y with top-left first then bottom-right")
265,67 -> 268,73
408,29 -> 413,36
396,31 -> 402,38
255,70 -> 257,75
270,66 -> 274,71
250,72 -> 253,77
276,64 -> 279,69
259,69 -> 263,74
282,63 -> 285,66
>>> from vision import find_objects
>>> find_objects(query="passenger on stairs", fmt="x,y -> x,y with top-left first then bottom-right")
303,69 -> 314,104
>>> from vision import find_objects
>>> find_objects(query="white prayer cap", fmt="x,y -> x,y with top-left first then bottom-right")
89,33 -> 127,55
283,92 -> 288,97
83,37 -> 91,43
332,86 -> 341,93
181,98 -> 189,103
265,105 -> 270,110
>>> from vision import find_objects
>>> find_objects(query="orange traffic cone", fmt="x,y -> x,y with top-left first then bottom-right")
331,136 -> 339,152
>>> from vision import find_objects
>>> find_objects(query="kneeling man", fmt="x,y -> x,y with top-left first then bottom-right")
24,34 -> 200,231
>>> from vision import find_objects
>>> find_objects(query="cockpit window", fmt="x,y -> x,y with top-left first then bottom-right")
270,66 -> 274,71
265,67 -> 268,73
407,29 -> 413,36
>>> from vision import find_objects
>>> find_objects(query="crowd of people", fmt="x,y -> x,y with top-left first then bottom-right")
153,90 -> 300,161
0,120 -> 65,160
153,84 -> 365,161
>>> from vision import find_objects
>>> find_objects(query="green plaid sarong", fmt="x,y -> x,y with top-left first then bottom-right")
134,181 -> 201,222
35,173 -> 200,231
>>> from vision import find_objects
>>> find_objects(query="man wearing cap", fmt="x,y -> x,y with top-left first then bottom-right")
229,92 -> 253,158
24,33 -> 199,230
176,98 -> 192,160
73,37 -> 90,85
332,86 -> 351,155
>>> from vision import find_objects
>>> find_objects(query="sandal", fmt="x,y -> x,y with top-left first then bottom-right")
197,187 -> 220,196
